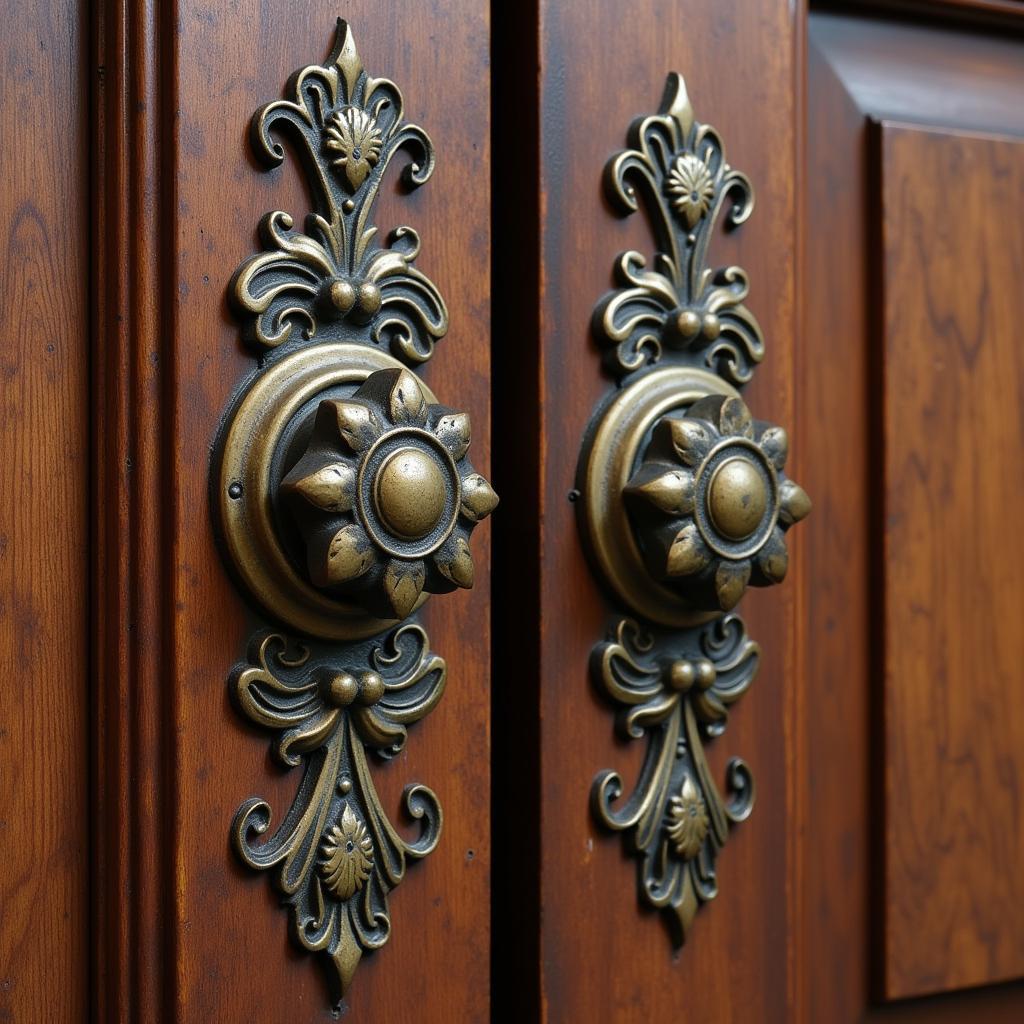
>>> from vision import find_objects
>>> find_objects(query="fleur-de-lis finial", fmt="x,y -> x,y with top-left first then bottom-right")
231,20 -> 447,361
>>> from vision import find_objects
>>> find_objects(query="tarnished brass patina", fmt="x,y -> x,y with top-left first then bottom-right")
217,343 -> 422,642
278,366 -> 492,622
623,392 -> 808,613
213,21 -> 494,1003
232,625 -> 445,995
374,448 -> 447,540
592,616 -> 758,940
577,74 -> 808,948
582,365 -> 737,628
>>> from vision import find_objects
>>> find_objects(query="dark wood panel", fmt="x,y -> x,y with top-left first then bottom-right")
879,123 -> 1024,1001
92,2 -> 182,1016
810,11 -> 1024,139
167,3 -> 491,1021
0,1 -> 90,1020
527,0 -> 803,1019
802,33 -> 875,1023
806,14 -> 1024,1020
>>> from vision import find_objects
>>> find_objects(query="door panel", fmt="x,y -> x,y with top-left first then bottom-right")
879,124 -> 1024,1000
806,7 -> 1024,1020
91,1 -> 491,1019
4,2 -> 1024,1022
505,1 -> 803,1020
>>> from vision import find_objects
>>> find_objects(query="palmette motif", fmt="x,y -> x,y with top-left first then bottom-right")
595,73 -> 763,382
231,19 -> 446,362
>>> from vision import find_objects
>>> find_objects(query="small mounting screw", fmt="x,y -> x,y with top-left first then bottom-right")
228,481 -> 243,499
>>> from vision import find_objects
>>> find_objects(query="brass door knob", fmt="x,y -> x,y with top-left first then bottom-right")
623,393 -> 809,613
215,345 -> 496,642
279,366 -> 497,621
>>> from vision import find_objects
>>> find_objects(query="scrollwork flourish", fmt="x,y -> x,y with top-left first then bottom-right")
595,73 -> 763,383
232,623 -> 445,998
592,615 -> 758,943
231,20 -> 448,362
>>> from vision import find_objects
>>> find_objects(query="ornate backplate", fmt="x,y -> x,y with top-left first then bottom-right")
212,21 -> 496,1003
577,74 -> 808,945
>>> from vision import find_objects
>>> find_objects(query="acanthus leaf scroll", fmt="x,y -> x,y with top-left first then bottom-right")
592,616 -> 757,942
595,73 -> 764,384
231,624 -> 444,996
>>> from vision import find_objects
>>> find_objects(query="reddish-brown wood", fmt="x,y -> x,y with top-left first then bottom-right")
518,1 -> 805,1020
879,123 -> 1024,1000
0,2 -> 91,1020
165,4 -> 492,1021
805,8 -> 1024,1021
801,29 -> 874,1024
92,2 -> 181,1017
7,1 -> 1024,1020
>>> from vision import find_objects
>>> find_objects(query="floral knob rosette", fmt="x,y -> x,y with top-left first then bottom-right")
281,367 -> 498,622
625,393 -> 810,612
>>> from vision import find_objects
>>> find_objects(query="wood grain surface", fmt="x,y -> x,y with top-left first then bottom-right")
880,123 -> 1024,1001
525,1 -> 804,1020
6,1 -> 1024,1020
89,2 -> 491,1020
91,1 -> 183,1016
0,2 -> 90,1020
806,10 -> 1024,1021
170,4 -> 491,1020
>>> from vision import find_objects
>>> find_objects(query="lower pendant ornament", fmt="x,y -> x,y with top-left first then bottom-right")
231,623 -> 444,997
592,615 -> 758,942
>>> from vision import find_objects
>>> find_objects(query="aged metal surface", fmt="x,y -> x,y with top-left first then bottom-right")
591,615 -> 758,940
230,624 -> 445,995
212,21 -> 495,1002
577,74 -> 807,946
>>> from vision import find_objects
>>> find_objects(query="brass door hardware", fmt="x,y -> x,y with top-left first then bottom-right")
212,21 -> 495,1001
577,75 -> 808,945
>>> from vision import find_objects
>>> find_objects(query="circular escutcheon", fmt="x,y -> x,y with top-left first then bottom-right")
577,365 -> 739,628
215,342 -> 437,641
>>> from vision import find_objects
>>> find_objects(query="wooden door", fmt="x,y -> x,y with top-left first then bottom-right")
4,1 -> 492,1020
802,7 -> 1024,1019
2,1 -> 1023,1022
500,1 -> 1024,1020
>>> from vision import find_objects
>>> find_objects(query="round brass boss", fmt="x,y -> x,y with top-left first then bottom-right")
577,365 -> 739,628
215,342 -> 438,641
706,457 -> 767,540
373,447 -> 447,540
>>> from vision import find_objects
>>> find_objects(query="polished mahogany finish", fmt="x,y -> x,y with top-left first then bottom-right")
805,8 -> 1024,1020
0,2 -> 90,1019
